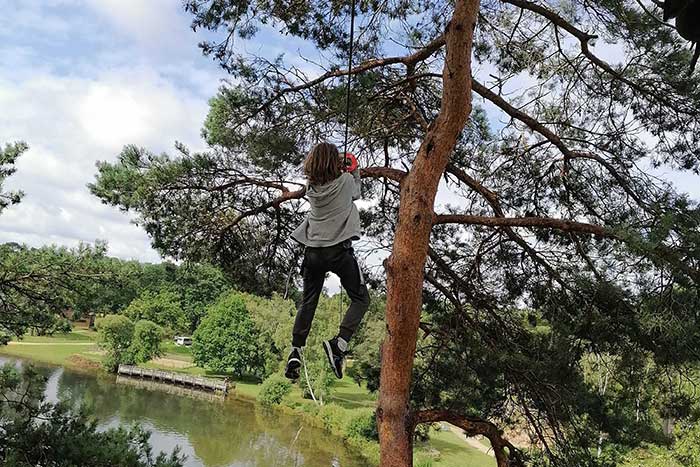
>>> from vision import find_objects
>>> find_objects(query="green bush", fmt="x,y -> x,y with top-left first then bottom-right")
131,320 -> 163,363
620,443 -> 682,467
96,314 -> 135,372
258,374 -> 292,406
317,403 -> 351,433
673,421 -> 700,466
347,410 -> 378,441
414,422 -> 433,442
48,318 -> 72,335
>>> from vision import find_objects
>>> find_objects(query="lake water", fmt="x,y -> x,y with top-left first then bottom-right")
0,357 -> 370,467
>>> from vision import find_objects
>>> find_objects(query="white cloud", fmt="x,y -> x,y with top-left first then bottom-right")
83,0 -> 192,54
74,68 -> 208,152
0,1 -> 225,263
0,67 -> 211,261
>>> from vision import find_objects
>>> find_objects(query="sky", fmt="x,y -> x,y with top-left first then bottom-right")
0,0 -> 228,262
0,0 -> 698,271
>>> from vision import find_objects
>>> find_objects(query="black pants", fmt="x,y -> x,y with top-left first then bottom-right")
292,241 -> 370,348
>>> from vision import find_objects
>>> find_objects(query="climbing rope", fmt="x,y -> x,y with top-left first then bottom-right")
342,0 -> 357,158
288,0 -> 358,333
300,347 -> 318,404
339,0 -> 357,324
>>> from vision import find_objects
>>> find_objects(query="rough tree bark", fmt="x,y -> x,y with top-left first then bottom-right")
376,1 -> 481,465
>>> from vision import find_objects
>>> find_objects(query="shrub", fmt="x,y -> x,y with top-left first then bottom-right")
317,403 -> 351,433
414,422 -> 433,442
49,318 -> 72,334
96,314 -> 135,372
258,374 -> 292,406
673,421 -> 700,466
347,411 -> 378,441
130,320 -> 163,363
620,444 -> 682,467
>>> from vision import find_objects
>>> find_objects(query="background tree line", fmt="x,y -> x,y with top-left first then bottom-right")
1,142 -> 185,467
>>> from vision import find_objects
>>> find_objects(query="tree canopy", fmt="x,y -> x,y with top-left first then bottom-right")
0,242 -> 111,338
0,142 -> 26,215
124,290 -> 189,334
191,292 -> 263,375
90,1 -> 700,465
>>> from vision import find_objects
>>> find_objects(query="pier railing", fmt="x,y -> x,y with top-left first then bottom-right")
117,365 -> 229,394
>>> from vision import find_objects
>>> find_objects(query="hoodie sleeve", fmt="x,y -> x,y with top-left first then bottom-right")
350,168 -> 361,200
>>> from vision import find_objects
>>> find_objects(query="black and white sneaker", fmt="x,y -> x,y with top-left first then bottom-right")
285,347 -> 302,380
323,337 -> 346,379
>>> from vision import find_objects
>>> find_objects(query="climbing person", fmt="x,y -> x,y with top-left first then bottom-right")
284,142 -> 370,381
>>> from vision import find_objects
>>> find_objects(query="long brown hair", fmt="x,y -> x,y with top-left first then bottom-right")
304,142 -> 342,186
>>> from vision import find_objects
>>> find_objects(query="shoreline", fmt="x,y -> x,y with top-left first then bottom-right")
0,340 -> 495,467
0,348 -> 381,465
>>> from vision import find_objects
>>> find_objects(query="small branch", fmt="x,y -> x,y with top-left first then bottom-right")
472,80 -> 650,210
500,0 -> 691,110
446,164 -> 504,216
472,79 -> 576,159
252,35 -> 447,116
224,188 -> 306,230
501,0 -> 596,42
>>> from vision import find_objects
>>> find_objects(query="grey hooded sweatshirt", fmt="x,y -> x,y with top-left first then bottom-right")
291,170 -> 361,247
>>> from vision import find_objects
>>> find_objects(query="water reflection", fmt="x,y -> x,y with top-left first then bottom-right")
0,357 -> 367,467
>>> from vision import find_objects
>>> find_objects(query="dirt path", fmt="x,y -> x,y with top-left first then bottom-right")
447,424 -> 495,457
7,341 -> 95,346
150,357 -> 194,369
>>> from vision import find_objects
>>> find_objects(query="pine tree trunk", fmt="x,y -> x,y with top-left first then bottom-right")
376,1 -> 480,465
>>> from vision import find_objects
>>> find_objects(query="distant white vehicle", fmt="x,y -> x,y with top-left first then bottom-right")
173,336 -> 192,346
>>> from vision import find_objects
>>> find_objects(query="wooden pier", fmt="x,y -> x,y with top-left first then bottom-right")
117,365 -> 230,395
115,375 -> 227,402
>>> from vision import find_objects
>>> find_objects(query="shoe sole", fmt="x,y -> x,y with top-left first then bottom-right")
323,340 -> 343,379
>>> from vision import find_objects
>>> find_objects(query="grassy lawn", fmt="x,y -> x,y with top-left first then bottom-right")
1,332 -> 495,467
418,429 -> 495,467
328,377 -> 377,409
0,342 -> 100,366
0,331 -> 101,366
161,340 -> 194,358
15,329 -> 98,343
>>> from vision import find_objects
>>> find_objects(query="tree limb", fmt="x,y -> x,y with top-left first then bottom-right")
433,213 -> 613,237
412,409 -> 525,467
500,0 -> 692,112
220,166 -> 406,231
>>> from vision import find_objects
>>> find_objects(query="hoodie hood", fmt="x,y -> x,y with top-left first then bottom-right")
307,175 -> 344,209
